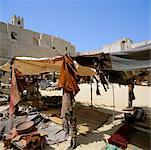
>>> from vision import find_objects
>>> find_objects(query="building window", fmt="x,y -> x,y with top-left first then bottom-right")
18,20 -> 20,25
121,40 -> 126,50
11,32 -> 17,40
33,37 -> 39,45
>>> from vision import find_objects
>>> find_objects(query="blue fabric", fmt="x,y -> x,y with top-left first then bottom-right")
105,143 -> 121,150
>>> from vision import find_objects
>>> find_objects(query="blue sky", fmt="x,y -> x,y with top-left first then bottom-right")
0,0 -> 150,51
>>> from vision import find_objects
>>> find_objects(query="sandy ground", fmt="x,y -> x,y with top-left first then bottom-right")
0,83 -> 151,150
40,83 -> 151,150
42,83 -> 151,113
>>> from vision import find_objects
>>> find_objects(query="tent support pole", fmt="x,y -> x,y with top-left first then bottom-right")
9,58 -> 14,130
90,76 -> 93,108
112,83 -> 115,121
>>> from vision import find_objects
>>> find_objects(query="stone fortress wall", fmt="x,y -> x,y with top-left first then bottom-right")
0,15 -> 76,65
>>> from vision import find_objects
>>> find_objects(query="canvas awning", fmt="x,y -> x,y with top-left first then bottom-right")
110,44 -> 151,71
0,56 -> 96,76
1,44 -> 150,77
74,44 -> 151,71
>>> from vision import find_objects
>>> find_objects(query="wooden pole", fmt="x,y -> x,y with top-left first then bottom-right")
9,58 -> 14,130
90,76 -> 93,108
112,83 -> 115,121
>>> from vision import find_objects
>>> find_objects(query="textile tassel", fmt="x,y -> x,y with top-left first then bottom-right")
93,75 -> 101,95
96,84 -> 101,95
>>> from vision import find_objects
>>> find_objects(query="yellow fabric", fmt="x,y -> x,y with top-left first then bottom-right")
0,56 -> 96,76
0,58 -> 62,75
76,65 -> 96,76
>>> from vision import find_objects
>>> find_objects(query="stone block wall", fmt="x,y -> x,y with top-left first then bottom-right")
0,19 -> 76,66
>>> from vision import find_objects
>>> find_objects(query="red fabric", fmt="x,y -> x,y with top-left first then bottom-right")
108,124 -> 134,149
5,128 -> 18,140
108,133 -> 128,149
9,67 -> 21,116
58,55 -> 80,95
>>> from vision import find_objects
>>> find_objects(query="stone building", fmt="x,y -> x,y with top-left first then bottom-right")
102,38 -> 151,53
0,15 -> 76,65
102,38 -> 133,53
79,38 -> 151,55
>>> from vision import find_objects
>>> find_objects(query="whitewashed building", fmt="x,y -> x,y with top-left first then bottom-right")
79,38 -> 151,55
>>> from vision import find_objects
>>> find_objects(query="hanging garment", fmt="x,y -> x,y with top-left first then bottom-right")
128,84 -> 135,101
9,67 -> 21,116
61,91 -> 73,118
58,54 -> 80,96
